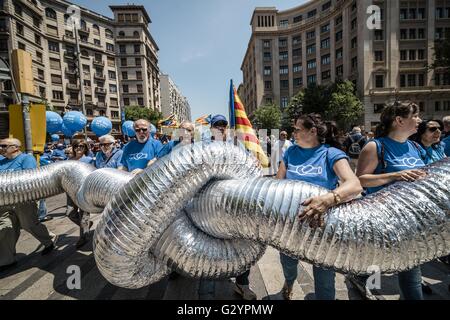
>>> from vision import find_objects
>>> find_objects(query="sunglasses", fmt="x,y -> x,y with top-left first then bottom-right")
74,145 -> 86,150
100,142 -> 114,147
0,144 -> 17,149
135,128 -> 148,133
213,122 -> 227,127
427,127 -> 441,133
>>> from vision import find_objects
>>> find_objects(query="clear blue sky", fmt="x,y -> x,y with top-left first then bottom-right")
72,0 -> 307,120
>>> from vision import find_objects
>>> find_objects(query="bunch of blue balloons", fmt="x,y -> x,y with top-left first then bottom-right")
46,111 -> 113,138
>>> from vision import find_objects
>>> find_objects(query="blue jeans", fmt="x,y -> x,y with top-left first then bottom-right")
38,200 -> 47,220
398,266 -> 423,300
280,252 -> 336,300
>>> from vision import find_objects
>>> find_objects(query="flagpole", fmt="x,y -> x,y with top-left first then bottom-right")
229,79 -> 235,130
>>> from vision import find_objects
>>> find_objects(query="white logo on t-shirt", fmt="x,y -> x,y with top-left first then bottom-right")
288,164 -> 323,176
129,153 -> 148,161
392,157 -> 421,168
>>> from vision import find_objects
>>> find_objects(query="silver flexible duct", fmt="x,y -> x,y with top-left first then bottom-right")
0,143 -> 449,289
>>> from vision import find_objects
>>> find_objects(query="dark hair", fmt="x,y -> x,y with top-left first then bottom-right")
71,139 -> 89,157
411,119 -> 443,149
375,101 -> 419,138
295,113 -> 343,149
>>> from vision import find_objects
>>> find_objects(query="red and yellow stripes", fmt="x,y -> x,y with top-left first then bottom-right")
233,88 -> 269,167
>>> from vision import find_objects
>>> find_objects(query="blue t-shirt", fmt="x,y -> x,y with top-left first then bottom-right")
52,148 -> 67,160
157,140 -> 181,158
78,155 -> 94,165
366,137 -> 426,194
283,144 -> 349,190
442,135 -> 450,157
422,142 -> 446,165
120,138 -> 161,171
95,148 -> 123,169
0,153 -> 37,172
40,152 -> 54,166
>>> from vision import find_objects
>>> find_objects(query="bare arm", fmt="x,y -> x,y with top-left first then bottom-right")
275,161 -> 287,180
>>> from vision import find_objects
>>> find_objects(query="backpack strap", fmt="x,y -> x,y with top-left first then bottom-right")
409,141 -> 426,161
373,139 -> 386,174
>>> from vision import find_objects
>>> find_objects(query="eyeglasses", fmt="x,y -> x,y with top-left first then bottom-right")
100,142 -> 114,147
0,144 -> 17,149
427,127 -> 441,133
135,128 -> 148,133
213,122 -> 227,128
74,145 -> 86,150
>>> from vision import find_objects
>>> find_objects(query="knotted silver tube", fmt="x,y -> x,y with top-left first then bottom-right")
0,142 -> 448,289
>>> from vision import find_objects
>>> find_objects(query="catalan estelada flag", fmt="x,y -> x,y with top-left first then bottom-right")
195,114 -> 211,125
158,114 -> 179,128
229,80 -> 269,167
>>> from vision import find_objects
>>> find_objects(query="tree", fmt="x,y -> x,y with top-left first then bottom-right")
124,105 -> 162,124
326,80 -> 364,129
302,83 -> 332,115
282,90 -> 304,132
429,30 -> 450,72
253,104 -> 281,131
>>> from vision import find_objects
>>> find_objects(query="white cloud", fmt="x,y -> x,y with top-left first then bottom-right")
180,48 -> 210,63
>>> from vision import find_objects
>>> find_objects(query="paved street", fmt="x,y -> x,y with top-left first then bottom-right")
0,194 -> 449,300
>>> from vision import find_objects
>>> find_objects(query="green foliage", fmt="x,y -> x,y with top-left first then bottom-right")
253,104 -> 282,130
280,80 -> 363,131
430,36 -> 450,72
124,106 -> 162,125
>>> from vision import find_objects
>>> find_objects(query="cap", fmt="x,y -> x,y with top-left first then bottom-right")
210,114 -> 228,127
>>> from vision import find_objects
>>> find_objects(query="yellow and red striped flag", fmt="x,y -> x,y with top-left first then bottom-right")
195,114 -> 211,126
229,81 -> 269,167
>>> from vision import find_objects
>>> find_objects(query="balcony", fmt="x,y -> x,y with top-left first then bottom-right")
95,87 -> 107,95
65,68 -> 77,75
94,73 -> 105,80
79,26 -> 90,34
0,26 -> 10,35
93,60 -> 104,67
68,99 -> 80,105
18,0 -> 43,15
66,83 -> 80,91
97,102 -> 107,108
64,52 -> 75,60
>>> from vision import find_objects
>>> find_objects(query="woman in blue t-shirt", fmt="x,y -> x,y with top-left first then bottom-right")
276,114 -> 363,300
357,101 -> 426,300
411,119 -> 446,165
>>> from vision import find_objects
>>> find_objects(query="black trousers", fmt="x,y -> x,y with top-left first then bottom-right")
236,270 -> 250,285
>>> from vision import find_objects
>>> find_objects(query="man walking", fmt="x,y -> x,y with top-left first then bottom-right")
343,126 -> 367,172
0,138 -> 57,272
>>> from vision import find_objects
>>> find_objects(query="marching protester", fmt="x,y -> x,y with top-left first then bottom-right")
52,143 -> 68,161
157,121 -> 195,158
356,101 -> 426,300
95,134 -> 123,169
343,126 -> 367,172
118,119 -> 161,175
442,115 -> 450,156
270,131 -> 292,175
0,138 -> 57,272
66,139 -> 94,248
276,114 -> 362,300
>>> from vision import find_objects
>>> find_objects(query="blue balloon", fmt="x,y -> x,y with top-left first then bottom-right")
46,111 -> 63,134
150,124 -> 157,138
91,117 -> 112,136
51,134 -> 60,142
63,111 -> 87,133
61,124 -> 74,137
122,120 -> 135,137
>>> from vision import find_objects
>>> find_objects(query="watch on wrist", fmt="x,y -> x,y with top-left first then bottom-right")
331,191 -> 342,205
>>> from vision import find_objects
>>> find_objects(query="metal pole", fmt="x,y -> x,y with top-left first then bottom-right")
74,24 -> 88,140
21,94 -> 33,154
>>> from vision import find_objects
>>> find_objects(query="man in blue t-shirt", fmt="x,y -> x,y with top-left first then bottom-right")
442,115 -> 450,156
0,138 -> 57,272
119,119 -> 161,175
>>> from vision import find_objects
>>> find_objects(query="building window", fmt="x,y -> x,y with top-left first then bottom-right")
108,71 -> 116,79
409,50 -> 416,60
135,58 -> 141,66
322,70 -> 331,80
134,44 -> 140,53
375,30 -> 384,41
307,74 -> 317,85
418,74 -> 425,86
123,98 -> 130,106
400,50 -> 407,61
375,75 -> 384,88
281,97 -> 289,108
279,20 -> 288,28
336,48 -> 343,59
321,54 -> 330,65
306,30 -> 315,39
400,9 -> 407,20
263,40 -> 271,48
18,42 -> 26,50
94,39 -> 101,46
279,51 -> 288,60
418,8 -> 426,19
122,72 -> 128,80
35,34 -> 41,46
137,97 -> 144,106
400,29 -> 408,39
119,45 -> 126,54
307,44 -> 315,55
294,77 -> 303,86
106,43 -> 115,52
418,49 -> 425,60
336,65 -> 344,77
122,85 -> 129,93
263,52 -> 271,61
321,38 -> 330,49
33,16 -> 41,28
293,63 -> 302,73
136,71 -> 142,80
375,51 -> 383,61
293,15 -> 303,23
307,9 -> 317,18
279,38 -> 287,47
264,66 -> 271,75
321,23 -> 330,33
36,52 -> 43,63
292,48 -> 301,59
52,90 -> 63,100
17,23 -> 24,36
351,18 -> 357,30
408,8 -> 417,19
292,36 -> 301,45
137,84 -> 143,93
351,37 -> 357,49
105,29 -> 113,39
121,58 -> 127,66
408,74 -> 416,87
279,66 -> 288,75
409,29 -> 416,39
335,15 -> 343,26
280,80 -> 289,89
351,57 -> 357,70
418,28 -> 425,39
109,84 -> 117,93
14,4 -> 22,17
264,81 -> 272,89
307,59 -> 316,69
336,30 -> 343,42
322,1 -> 331,11
51,74 -> 62,85
45,8 -> 57,20
49,58 -> 60,70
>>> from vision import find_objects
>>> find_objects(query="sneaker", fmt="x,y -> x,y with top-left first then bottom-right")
282,282 -> 294,300
39,216 -> 53,223
0,261 -> 17,273
421,281 -> 433,295
41,243 -> 54,255
75,235 -> 89,249
234,283 -> 257,300
347,274 -> 378,300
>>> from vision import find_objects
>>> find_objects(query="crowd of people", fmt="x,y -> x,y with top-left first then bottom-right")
0,102 -> 449,300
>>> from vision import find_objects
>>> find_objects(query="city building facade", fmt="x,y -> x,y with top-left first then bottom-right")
241,0 -> 450,130
0,0 -> 161,136
160,74 -> 191,123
